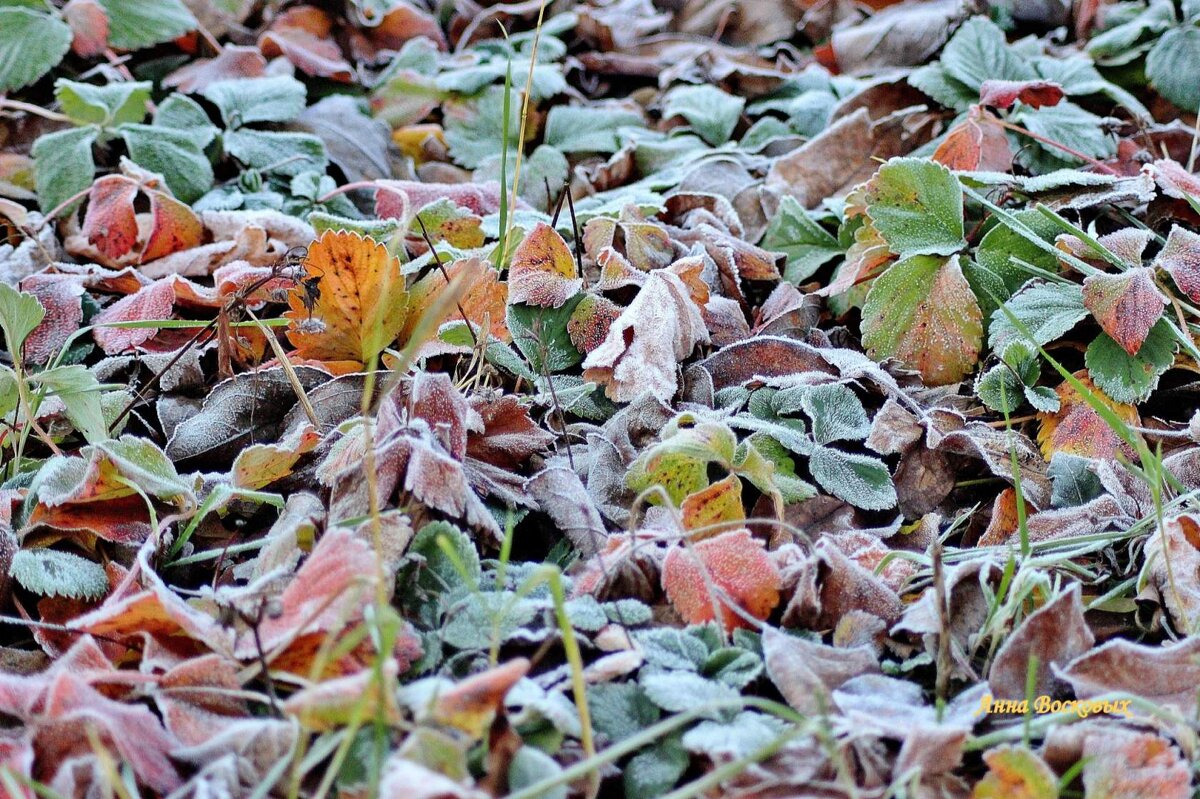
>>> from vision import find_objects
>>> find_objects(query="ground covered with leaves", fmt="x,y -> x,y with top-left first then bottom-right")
8,0 -> 1200,796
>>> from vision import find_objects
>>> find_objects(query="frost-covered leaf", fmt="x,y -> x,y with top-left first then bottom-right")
0,8 -> 71,93
0,282 -> 46,355
56,78 -> 150,128
1147,27 -> 1200,113
861,254 -> 982,386
1085,318 -> 1176,404
443,86 -> 520,169
801,383 -> 870,444
582,264 -> 709,402
32,125 -> 98,215
641,671 -> 739,714
202,75 -> 307,127
544,105 -> 644,154
661,529 -> 781,632
508,747 -> 566,799
98,0 -> 196,50
624,738 -> 688,797
284,229 -> 408,365
9,548 -> 107,600
865,158 -> 965,257
989,281 -> 1087,360
1154,225 -> 1200,303
761,195 -> 843,284
662,84 -> 745,146
974,745 -> 1058,799
1082,267 -> 1166,357
508,223 -> 581,308
1036,372 -> 1139,460
809,446 -> 896,511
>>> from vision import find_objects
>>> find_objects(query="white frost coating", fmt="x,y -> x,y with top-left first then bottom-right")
582,268 -> 709,402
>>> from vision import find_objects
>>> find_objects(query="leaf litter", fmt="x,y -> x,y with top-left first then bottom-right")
4,1 -> 1200,797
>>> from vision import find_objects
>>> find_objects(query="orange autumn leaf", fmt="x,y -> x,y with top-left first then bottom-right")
429,658 -> 530,738
1036,372 -> 1140,460
258,5 -> 352,82
680,474 -> 744,536
285,229 -> 409,364
932,106 -> 1012,172
508,222 -> 582,308
404,256 -> 509,343
973,745 -> 1057,799
662,529 -> 781,632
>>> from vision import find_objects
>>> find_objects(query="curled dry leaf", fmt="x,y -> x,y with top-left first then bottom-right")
583,263 -> 709,402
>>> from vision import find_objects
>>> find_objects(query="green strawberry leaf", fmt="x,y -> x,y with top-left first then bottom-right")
1085,317 -> 1176,404
32,126 -> 99,215
0,8 -> 71,92
98,0 -> 196,50
865,158 -> 965,257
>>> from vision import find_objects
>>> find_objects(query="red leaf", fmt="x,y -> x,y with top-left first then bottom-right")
978,79 -> 1064,109
92,278 -> 176,354
1154,225 -> 1200,302
19,275 -> 84,366
466,394 -> 556,469
82,176 -> 139,262
140,189 -> 204,262
258,6 -> 353,83
662,529 -> 781,632
1082,266 -> 1167,356
62,0 -> 109,58
163,45 -> 267,93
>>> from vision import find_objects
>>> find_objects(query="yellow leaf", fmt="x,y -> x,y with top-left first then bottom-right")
285,230 -> 409,364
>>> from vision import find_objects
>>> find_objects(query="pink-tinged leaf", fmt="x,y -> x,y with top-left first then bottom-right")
374,180 -> 514,220
63,0 -> 109,58
38,672 -> 182,794
1151,158 -> 1200,201
932,105 -> 1012,172
250,528 -> 378,662
140,190 -> 203,262
154,654 -> 247,746
258,5 -> 353,83
82,176 -> 139,262
507,222 -> 582,308
566,292 -> 621,354
1057,228 -> 1152,271
163,45 -> 267,92
283,659 -> 402,731
466,394 -> 556,469
662,529 -> 781,632
19,276 -> 84,366
93,279 -> 176,354
1082,267 -> 1166,356
978,79 -> 1064,109
1153,225 -> 1200,302
1082,730 -> 1192,799
582,265 -> 709,402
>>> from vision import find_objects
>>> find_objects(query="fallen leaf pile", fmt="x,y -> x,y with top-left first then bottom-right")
5,1 -> 1200,797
